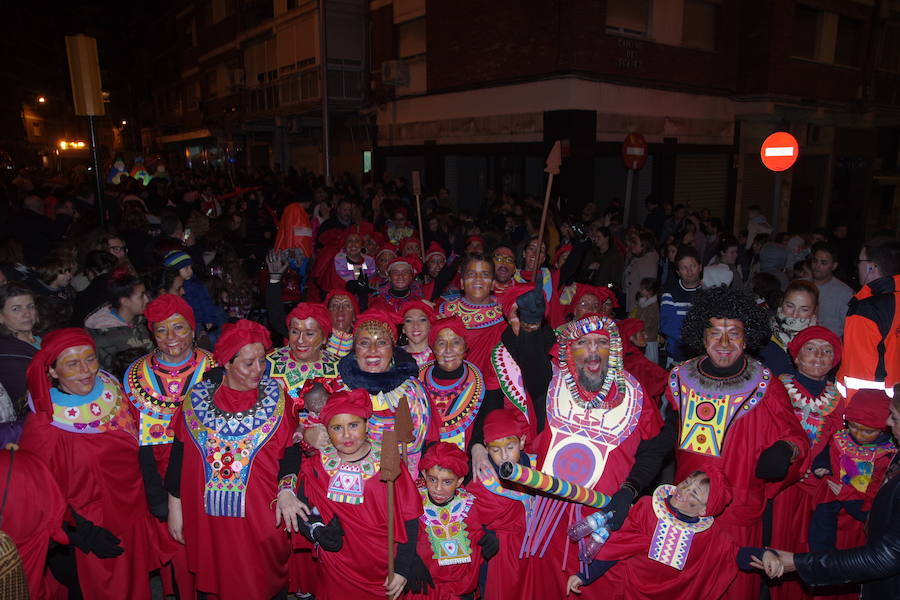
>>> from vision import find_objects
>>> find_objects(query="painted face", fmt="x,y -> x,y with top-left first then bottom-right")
327,413 -> 369,457
402,241 -> 421,257
795,339 -> 834,380
223,342 -> 267,391
461,260 -> 493,304
487,435 -> 525,468
388,265 -> 413,290
423,465 -> 463,505
0,294 -> 36,335
847,421 -> 884,445
288,317 -> 325,362
571,332 -> 610,392
669,474 -> 710,517
50,345 -> 100,396
345,234 -> 363,258
121,283 -> 149,316
492,248 -> 515,283
434,328 -> 467,372
426,254 -> 446,278
676,257 -> 702,287
328,295 -> 355,333
574,293 -> 601,320
523,240 -> 547,272
355,323 -> 394,373
703,318 -> 746,369
152,313 -> 194,362
811,250 -> 837,282
780,290 -> 817,319
403,309 -> 430,346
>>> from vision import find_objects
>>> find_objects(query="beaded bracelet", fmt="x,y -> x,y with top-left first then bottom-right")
277,474 -> 298,496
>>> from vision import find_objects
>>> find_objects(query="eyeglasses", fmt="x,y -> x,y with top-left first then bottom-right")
492,255 -> 515,264
108,245 -> 126,254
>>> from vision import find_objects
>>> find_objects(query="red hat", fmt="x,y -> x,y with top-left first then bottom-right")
376,243 -> 398,260
325,288 -> 360,316
787,325 -> 842,368
387,255 -> 422,275
26,328 -> 97,417
420,442 -> 469,478
355,308 -> 401,343
393,205 -> 409,218
402,300 -> 435,322
617,318 -> 644,342
498,283 -> 535,316
572,284 -> 619,310
424,242 -> 446,263
213,319 -> 272,365
399,237 -> 421,253
465,234 -> 485,247
145,294 -> 196,332
429,315 -> 468,347
286,302 -> 332,339
483,408 -> 529,444
700,465 -> 732,517
553,243 -> 573,266
845,389 -> 891,430
320,388 -> 373,426
319,228 -> 346,250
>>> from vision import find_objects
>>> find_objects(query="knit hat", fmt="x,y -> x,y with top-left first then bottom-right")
845,390 -> 891,430
163,250 -> 192,269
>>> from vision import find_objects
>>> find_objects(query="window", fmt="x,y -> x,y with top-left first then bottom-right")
328,59 -> 362,99
606,0 -> 649,36
682,0 -> 718,50
396,18 -> 426,59
792,4 -> 822,60
834,16 -> 863,67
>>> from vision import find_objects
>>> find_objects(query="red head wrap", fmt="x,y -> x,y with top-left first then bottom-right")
26,328 -> 97,417
787,325 -> 842,368
845,389 -> 891,430
320,388 -> 373,426
572,284 -> 620,310
286,302 -> 333,339
465,235 -> 485,248
325,288 -> 360,316
376,243 -> 398,260
399,237 -> 420,254
424,242 -> 446,263
387,255 -> 422,276
145,294 -> 196,332
420,442 -> 469,478
429,315 -> 468,347
699,465 -> 732,517
213,319 -> 272,365
274,203 -> 313,258
553,243 -> 573,266
483,408 -> 529,444
355,308 -> 401,343
402,300 -> 435,322
617,317 -> 645,355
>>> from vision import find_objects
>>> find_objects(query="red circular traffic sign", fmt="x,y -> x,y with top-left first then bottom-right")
760,132 -> 799,172
622,132 -> 648,171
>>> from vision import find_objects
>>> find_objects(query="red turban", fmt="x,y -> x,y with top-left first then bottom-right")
572,284 -> 619,310
399,237 -> 420,253
320,388 -> 373,426
700,465 -> 732,517
429,315 -> 468,347
376,244 -> 398,260
325,288 -> 360,316
787,325 -> 842,368
553,243 -> 573,266
420,442 -> 469,478
388,255 -> 422,275
498,283 -> 536,316
483,408 -> 529,443
617,318 -> 644,342
286,302 -> 333,339
465,235 -> 485,247
144,294 -> 196,332
424,242 -> 446,262
355,308 -> 401,343
845,389 -> 891,430
274,202 -> 313,258
26,328 -> 97,417
213,319 -> 272,365
402,300 -> 435,322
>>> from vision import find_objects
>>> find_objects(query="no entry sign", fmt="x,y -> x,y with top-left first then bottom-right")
760,132 -> 799,172
622,133 -> 648,171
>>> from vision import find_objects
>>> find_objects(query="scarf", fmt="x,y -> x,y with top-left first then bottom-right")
337,347 -> 419,393
770,308 -> 816,349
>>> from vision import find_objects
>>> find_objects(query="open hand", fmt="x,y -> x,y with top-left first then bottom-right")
275,491 -> 311,532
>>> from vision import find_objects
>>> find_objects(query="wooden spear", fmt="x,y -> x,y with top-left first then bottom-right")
533,140 -> 562,275
412,170 -> 426,262
380,429 -> 402,581
393,394 -> 415,466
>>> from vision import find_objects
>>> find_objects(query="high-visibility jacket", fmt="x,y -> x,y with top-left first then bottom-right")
837,274 -> 900,401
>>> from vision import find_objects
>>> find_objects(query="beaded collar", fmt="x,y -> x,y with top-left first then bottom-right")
420,360 -> 485,449
266,346 -> 339,396
440,298 -> 504,329
126,349 -> 214,412
320,442 -> 381,504
647,484 -> 713,571
50,370 -> 137,436
555,315 -> 625,409
419,485 -> 475,566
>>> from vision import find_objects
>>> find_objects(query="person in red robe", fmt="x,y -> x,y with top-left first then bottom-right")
18,328 -> 164,600
617,318 -> 666,408
166,320 -> 297,600
293,389 -> 426,600
665,287 -> 810,600
370,255 -> 425,313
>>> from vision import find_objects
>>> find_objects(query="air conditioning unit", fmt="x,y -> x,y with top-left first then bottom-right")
381,60 -> 410,86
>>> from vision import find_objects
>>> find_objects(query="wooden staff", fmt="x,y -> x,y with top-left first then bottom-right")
534,141 -> 562,273
412,170 -> 425,262
394,394 -> 415,465
380,429 -> 402,580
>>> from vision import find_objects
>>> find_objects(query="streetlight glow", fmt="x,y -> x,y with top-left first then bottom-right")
37,96 -> 46,103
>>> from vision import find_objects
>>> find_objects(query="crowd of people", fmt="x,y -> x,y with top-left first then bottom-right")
1,158 -> 899,600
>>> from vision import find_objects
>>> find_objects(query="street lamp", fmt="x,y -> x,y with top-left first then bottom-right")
37,96 -> 46,103
121,120 -> 127,126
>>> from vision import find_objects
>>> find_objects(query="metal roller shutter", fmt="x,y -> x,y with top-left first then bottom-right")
673,153 -> 730,218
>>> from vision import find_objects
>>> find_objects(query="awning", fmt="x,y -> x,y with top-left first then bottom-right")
158,129 -> 213,144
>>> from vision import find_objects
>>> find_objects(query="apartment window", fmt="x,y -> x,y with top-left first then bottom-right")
328,59 -> 362,99
880,24 -> 900,72
300,68 -> 318,99
682,0 -> 718,50
792,4 -> 822,60
834,16 -> 863,67
606,0 -> 650,36
397,18 -> 426,58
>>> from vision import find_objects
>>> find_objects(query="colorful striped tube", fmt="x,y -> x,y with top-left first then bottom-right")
498,461 -> 610,509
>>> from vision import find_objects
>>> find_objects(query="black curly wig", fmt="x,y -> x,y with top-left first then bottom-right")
680,287 -> 771,357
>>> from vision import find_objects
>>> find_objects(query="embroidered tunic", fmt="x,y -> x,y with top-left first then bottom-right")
439,298 -> 506,390
266,346 -> 341,409
419,360 -> 485,450
366,377 -> 436,478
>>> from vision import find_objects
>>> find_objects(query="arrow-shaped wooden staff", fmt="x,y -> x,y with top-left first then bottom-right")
533,141 -> 562,275
411,171 -> 426,262
393,395 -> 415,466
380,429 -> 402,581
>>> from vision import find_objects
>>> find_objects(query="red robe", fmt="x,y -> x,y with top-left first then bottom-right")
438,298 -> 505,391
1,448 -> 68,600
666,357 -> 809,600
622,346 -> 666,409
300,442 -> 422,600
590,487 -> 739,599
175,379 -> 294,600
18,372 -> 164,600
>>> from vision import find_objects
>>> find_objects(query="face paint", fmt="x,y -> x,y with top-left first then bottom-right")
152,313 -> 194,363
50,345 -> 100,396
355,322 -> 394,373
434,328 -> 467,372
287,317 -> 325,362
570,332 -> 610,392
423,465 -> 463,504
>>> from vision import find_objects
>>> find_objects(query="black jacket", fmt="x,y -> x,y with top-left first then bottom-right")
795,455 -> 900,599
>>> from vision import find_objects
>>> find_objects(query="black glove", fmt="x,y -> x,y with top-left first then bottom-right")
402,553 -> 435,594
605,485 -> 636,531
516,276 -> 546,325
67,511 -> 124,558
148,501 -> 168,523
570,222 -> 589,243
479,527 -> 499,560
312,516 -> 344,552
755,440 -> 794,480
